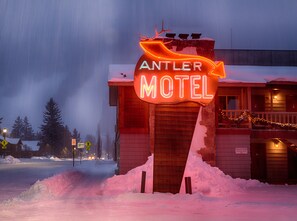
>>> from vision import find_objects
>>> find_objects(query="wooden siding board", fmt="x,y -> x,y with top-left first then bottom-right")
119,134 -> 150,174
216,134 -> 251,179
153,103 -> 200,193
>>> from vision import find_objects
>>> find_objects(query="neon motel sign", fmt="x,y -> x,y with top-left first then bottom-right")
134,41 -> 226,105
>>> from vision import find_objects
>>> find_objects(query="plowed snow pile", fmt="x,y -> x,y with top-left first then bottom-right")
101,151 -> 263,196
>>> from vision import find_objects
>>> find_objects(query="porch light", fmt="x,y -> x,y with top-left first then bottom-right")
272,138 -> 281,148
272,89 -> 279,100
275,143 -> 279,148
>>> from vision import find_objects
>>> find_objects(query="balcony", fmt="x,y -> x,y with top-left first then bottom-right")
218,110 -> 297,130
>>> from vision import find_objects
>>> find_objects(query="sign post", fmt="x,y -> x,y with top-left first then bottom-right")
77,142 -> 85,164
71,139 -> 76,167
133,40 -> 226,193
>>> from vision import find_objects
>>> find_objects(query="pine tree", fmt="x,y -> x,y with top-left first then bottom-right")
23,116 -> 35,140
72,128 -> 81,143
40,98 -> 64,156
11,116 -> 24,138
61,125 -> 72,157
97,125 -> 102,158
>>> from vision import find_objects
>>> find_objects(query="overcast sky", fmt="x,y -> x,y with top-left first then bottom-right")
1,0 -> 297,139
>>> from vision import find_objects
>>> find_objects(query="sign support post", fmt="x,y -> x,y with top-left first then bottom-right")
133,40 -> 226,193
71,138 -> 76,167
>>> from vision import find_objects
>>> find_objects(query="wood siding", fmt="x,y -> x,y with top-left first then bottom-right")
266,140 -> 288,183
119,87 -> 149,134
153,103 -> 200,193
118,86 -> 150,174
216,134 -> 251,179
119,134 -> 150,174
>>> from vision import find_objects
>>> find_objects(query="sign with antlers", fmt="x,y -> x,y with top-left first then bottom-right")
134,41 -> 226,105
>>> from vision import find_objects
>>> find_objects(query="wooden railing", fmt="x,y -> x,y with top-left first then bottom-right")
218,110 -> 297,129
253,112 -> 297,124
218,110 -> 250,128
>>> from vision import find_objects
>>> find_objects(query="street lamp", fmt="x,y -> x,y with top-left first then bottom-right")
1,128 -> 8,158
2,128 -> 8,140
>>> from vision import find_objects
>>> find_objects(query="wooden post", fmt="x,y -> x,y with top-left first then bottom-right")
185,177 -> 192,194
141,171 -> 146,193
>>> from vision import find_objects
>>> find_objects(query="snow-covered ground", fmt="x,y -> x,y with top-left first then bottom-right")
1,155 -> 297,221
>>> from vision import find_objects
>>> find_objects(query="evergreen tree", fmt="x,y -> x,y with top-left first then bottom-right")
11,116 -> 23,138
72,128 -> 81,143
97,125 -> 102,158
23,116 -> 35,140
40,98 -> 64,156
0,117 -> 2,130
61,125 -> 72,157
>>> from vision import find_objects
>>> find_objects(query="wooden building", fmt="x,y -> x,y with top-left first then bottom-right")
108,35 -> 297,186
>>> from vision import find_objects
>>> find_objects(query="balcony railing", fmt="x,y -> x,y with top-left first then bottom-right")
218,110 -> 297,129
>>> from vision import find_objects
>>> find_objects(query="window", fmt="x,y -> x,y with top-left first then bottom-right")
219,96 -> 239,110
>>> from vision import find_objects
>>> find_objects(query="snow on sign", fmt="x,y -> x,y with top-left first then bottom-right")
134,41 -> 226,105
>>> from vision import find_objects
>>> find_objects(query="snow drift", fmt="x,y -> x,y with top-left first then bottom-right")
0,155 -> 21,164
101,151 -> 263,196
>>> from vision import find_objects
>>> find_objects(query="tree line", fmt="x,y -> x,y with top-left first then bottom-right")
0,97 -> 115,159
4,98 -> 82,157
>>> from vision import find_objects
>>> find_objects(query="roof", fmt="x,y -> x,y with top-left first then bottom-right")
108,64 -> 297,86
0,135 -> 21,145
22,140 -> 40,151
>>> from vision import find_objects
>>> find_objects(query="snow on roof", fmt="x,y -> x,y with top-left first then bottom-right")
108,64 -> 135,83
22,140 -> 40,151
222,65 -> 297,83
0,135 -> 21,145
108,64 -> 297,84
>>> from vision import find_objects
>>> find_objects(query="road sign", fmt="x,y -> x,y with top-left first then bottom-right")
85,141 -> 92,151
72,139 -> 76,146
77,142 -> 85,149
1,139 -> 8,149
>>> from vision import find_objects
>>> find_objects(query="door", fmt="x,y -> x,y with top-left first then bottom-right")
252,95 -> 265,112
251,143 -> 267,181
286,95 -> 297,112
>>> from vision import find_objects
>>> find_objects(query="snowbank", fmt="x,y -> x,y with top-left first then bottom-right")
0,155 -> 21,164
3,171 -> 84,204
31,156 -> 62,161
101,155 -> 154,195
101,152 -> 264,196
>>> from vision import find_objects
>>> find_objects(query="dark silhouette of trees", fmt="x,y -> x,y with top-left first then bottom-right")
40,98 -> 64,156
11,116 -> 23,138
23,116 -> 35,140
11,116 -> 35,140
97,124 -> 102,159
72,128 -> 81,143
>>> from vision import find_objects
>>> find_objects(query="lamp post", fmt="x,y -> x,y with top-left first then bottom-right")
2,128 -> 8,158
2,128 -> 7,139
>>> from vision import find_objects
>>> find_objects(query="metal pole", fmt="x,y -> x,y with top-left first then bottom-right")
72,146 -> 75,167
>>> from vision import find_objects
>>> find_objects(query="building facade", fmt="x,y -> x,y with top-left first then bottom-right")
108,35 -> 297,185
